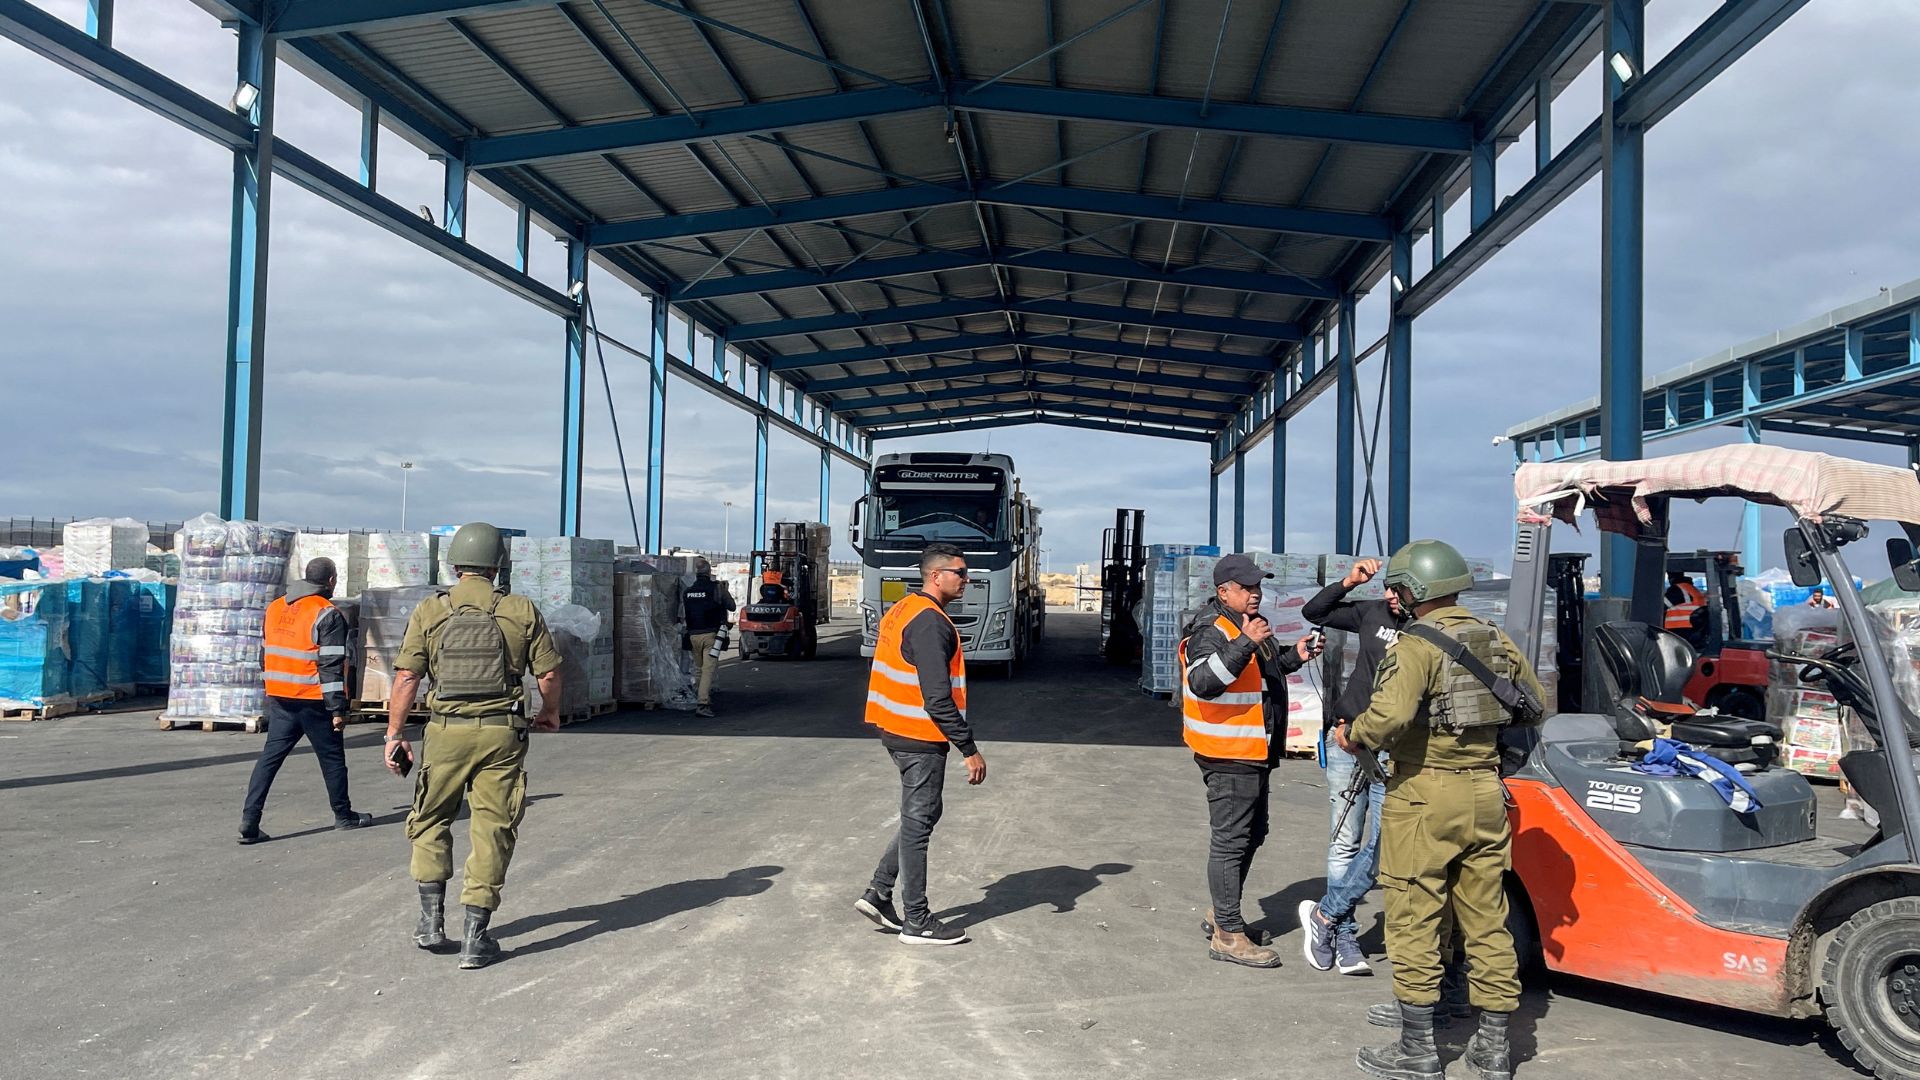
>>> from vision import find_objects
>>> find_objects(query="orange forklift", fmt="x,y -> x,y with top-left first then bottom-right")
737,522 -> 823,660
1502,446 -> 1920,1079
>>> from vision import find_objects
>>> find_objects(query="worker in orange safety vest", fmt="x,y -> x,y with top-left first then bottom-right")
239,557 -> 372,843
1182,553 -> 1324,968
854,541 -> 985,947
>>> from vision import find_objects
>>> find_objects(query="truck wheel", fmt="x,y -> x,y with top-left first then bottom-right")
1821,897 -> 1920,1079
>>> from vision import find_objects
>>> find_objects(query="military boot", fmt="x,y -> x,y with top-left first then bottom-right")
1356,1002 -> 1443,1080
1208,927 -> 1282,969
413,882 -> 447,950
1464,1010 -> 1513,1080
458,905 -> 502,970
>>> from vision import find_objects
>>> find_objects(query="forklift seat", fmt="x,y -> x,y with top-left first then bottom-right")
1593,621 -> 1780,767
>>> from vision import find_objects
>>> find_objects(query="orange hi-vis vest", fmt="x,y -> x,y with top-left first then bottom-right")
864,591 -> 967,743
1665,580 -> 1706,632
1179,615 -> 1268,761
263,594 -> 342,700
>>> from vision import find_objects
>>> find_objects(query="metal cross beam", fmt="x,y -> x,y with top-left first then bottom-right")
801,359 -> 1254,396
866,398 -> 1212,430
725,295 -> 1302,343
867,413 -> 1216,444
266,0 -> 553,37
676,245 -> 1336,302
588,181 -> 1390,246
766,332 -> 1278,373
832,381 -> 1237,416
469,80 -> 1473,168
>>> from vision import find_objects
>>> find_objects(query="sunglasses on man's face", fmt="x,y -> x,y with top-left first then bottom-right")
934,567 -> 971,581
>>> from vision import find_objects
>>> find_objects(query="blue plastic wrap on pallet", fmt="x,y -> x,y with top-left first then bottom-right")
65,579 -> 110,700
132,581 -> 175,686
0,580 -> 72,707
103,579 -> 139,694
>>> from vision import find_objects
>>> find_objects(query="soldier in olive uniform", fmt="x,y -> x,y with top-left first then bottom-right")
1333,539 -> 1543,1080
384,522 -> 565,970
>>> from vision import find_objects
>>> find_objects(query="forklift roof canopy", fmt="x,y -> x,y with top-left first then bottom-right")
1514,445 -> 1920,538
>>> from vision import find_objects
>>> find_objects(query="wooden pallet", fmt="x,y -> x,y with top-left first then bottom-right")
157,714 -> 265,733
347,699 -> 427,723
559,701 -> 619,727
1,700 -> 78,722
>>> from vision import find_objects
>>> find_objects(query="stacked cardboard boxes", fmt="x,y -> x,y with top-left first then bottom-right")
62,519 -> 149,576
164,516 -> 293,722
512,537 -> 616,710
288,533 -> 370,597
1769,605 -> 1848,778
356,586 -> 437,706
367,533 -> 434,590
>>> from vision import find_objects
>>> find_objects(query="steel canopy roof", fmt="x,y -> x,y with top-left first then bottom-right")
267,0 -> 1602,443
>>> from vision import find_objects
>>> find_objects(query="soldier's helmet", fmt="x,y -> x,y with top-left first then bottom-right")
1383,539 -> 1474,604
446,522 -> 505,571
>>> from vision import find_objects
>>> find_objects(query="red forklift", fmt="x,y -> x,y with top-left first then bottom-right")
737,522 -> 823,661
1501,445 -> 1920,1079
1552,549 -> 1771,720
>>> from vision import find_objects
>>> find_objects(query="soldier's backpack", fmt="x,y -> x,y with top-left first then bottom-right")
429,591 -> 515,700
1404,620 -> 1543,731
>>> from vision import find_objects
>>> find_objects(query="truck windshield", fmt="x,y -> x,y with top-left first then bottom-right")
874,493 -> 1002,543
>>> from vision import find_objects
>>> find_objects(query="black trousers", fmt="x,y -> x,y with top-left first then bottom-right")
242,697 -> 353,825
1202,767 -> 1271,934
870,749 -> 947,924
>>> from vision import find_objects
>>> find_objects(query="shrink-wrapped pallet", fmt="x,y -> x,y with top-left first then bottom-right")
163,515 -> 293,722
614,570 -> 696,709
0,580 -> 71,710
61,518 -> 149,576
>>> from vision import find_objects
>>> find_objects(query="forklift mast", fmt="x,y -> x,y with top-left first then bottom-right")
1100,509 -> 1146,664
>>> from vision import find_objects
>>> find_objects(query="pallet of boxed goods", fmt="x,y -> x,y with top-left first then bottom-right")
160,515 -> 294,733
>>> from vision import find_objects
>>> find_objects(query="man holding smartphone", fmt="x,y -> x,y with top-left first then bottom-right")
1180,553 -> 1324,968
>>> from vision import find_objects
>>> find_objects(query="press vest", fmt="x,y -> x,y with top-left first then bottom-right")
263,594 -> 343,701
864,592 -> 967,743
1179,615 -> 1268,761
1665,580 -> 1706,632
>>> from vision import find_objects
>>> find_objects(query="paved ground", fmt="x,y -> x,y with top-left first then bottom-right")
1,614 -> 1869,1079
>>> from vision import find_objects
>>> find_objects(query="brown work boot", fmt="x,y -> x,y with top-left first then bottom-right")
1208,927 -> 1282,968
1201,908 -> 1273,945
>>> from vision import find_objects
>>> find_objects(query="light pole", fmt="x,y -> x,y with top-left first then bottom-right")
399,462 -> 414,530
723,500 -> 733,555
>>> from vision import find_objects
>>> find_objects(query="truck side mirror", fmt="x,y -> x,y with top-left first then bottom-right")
1890,536 -> 1920,592
1783,526 -> 1821,588
848,497 -> 864,550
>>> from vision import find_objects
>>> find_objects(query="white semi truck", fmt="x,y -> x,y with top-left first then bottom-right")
850,452 -> 1044,675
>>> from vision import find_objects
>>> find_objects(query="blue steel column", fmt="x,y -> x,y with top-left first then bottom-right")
1232,451 -> 1247,552
1741,419 -> 1763,574
1270,421 -> 1286,552
442,156 -> 468,239
1387,233 -> 1414,551
819,446 -> 831,523
1335,294 -> 1357,554
1208,464 -> 1220,547
357,100 -> 379,188
559,240 -> 587,535
752,366 -> 770,564
1470,139 -> 1496,229
1599,0 -> 1646,597
645,299 -> 670,552
84,0 -> 112,45
220,24 -> 275,521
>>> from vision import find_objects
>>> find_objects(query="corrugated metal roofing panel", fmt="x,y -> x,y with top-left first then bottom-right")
444,8 -> 651,127
1260,0 -> 1416,113
792,0 -> 939,89
1363,0 -> 1538,117
352,22 -> 558,135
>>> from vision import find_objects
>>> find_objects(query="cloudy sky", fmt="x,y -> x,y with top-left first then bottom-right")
3,0 -> 1916,573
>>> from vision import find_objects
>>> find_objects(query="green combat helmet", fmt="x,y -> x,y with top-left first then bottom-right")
1383,539 -> 1474,605
445,522 -> 505,571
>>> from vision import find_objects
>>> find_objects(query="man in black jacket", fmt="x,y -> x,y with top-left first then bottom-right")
1297,557 -> 1406,975
1184,553 -> 1323,967
683,558 -> 736,718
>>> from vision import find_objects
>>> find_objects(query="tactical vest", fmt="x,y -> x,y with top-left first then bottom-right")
429,591 -> 516,700
1417,617 -> 1516,733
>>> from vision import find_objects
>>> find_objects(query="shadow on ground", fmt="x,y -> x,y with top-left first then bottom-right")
492,865 -> 784,957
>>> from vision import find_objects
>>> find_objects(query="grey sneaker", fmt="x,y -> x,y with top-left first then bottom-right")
855,889 -> 901,931
1335,930 -> 1373,975
1298,900 -> 1335,971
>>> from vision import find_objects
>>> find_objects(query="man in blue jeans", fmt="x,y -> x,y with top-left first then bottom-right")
1298,557 -> 1405,974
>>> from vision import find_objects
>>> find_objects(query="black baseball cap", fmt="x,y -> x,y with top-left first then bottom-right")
1213,553 -> 1273,587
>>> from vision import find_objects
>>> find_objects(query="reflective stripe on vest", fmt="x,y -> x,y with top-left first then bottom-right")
864,592 -> 967,742
263,594 -> 331,700
1179,615 -> 1268,761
